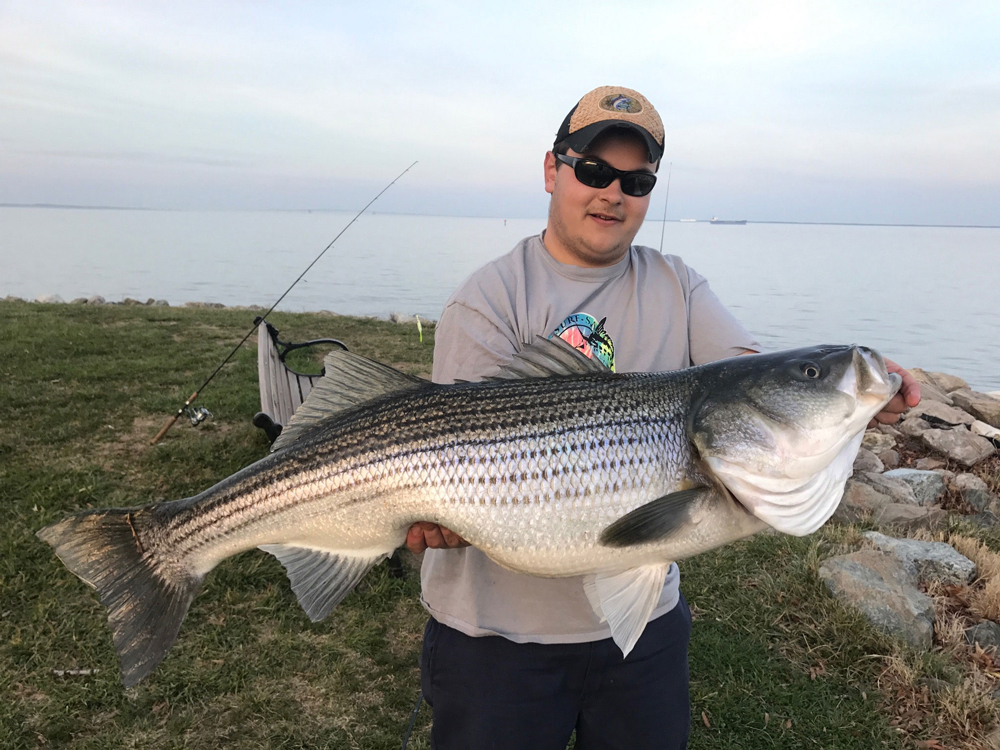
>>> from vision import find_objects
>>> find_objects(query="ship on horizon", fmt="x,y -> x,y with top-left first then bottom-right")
710,216 -> 747,225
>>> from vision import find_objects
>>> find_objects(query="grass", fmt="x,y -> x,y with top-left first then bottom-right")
0,298 -> 992,748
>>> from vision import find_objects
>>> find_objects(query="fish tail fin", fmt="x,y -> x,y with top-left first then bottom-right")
37,508 -> 203,687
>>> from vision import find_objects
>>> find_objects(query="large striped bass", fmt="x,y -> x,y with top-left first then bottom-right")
38,339 -> 901,687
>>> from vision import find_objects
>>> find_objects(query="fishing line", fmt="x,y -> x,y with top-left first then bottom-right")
657,161 -> 673,254
151,161 -> 418,444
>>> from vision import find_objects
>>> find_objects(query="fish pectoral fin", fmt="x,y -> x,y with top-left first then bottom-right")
270,352 -> 429,452
599,487 -> 712,547
583,565 -> 671,657
259,545 -> 388,621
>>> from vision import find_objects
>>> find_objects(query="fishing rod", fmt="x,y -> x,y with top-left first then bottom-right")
151,161 -> 418,445
658,162 -> 672,253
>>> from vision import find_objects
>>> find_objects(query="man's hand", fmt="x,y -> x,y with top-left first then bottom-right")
870,358 -> 921,426
406,522 -> 470,554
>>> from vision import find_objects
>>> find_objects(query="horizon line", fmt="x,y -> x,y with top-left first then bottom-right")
1,202 -> 998,229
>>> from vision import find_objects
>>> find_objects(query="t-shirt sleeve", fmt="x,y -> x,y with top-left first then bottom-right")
686,265 -> 761,365
431,301 -> 519,385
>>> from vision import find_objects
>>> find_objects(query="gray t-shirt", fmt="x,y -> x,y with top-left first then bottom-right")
421,233 -> 760,644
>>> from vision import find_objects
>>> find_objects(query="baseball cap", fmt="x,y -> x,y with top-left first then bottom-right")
554,86 -> 664,163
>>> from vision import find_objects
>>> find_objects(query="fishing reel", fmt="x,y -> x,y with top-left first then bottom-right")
184,406 -> 213,427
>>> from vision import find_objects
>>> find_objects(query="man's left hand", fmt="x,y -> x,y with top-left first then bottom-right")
870,358 -> 921,426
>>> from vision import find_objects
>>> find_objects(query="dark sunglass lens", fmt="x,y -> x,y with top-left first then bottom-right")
574,160 -> 615,189
621,173 -> 657,197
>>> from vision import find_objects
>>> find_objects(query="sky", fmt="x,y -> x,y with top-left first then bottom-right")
2,1 -> 999,224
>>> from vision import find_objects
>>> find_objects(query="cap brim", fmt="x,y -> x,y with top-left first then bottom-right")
561,121 -> 663,163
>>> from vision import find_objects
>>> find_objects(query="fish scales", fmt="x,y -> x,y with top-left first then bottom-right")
151,371 -> 699,575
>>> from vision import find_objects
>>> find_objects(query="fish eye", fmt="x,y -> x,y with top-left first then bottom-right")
800,363 -> 821,379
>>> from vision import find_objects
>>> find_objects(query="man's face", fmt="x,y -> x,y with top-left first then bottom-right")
543,135 -> 655,268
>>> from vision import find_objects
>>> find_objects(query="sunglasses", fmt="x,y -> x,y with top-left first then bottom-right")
554,153 -> 657,197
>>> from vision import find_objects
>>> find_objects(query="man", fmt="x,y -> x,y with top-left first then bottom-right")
407,86 -> 919,749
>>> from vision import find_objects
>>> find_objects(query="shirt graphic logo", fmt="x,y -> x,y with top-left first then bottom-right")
549,313 -> 615,371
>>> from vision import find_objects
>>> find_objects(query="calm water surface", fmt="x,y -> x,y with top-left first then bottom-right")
1,208 -> 998,389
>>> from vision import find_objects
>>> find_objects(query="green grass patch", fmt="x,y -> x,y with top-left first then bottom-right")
1,300 -> 912,748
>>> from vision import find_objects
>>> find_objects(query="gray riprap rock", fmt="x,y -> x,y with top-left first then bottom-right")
122,297 -> 142,306
184,301 -> 207,308
973,420 -> 1000,443
862,431 -> 896,453
71,297 -> 88,304
35,294 -> 65,304
854,471 -> 917,505
915,457 -> 947,471
87,295 -> 106,305
921,426 -> 996,467
950,389 -> 1000,429
818,550 -> 934,649
152,299 -> 169,307
929,371 -> 970,393
205,302 -> 225,309
953,473 -> 999,514
832,480 -> 891,523
908,370 -> 955,406
909,400 -> 975,427
853,448 -> 884,474
863,531 -> 977,586
965,621 -> 1000,650
389,311 -> 418,324
874,504 -> 947,532
877,449 -> 900,470
899,417 -> 932,438
882,469 -> 946,506
878,424 -> 903,440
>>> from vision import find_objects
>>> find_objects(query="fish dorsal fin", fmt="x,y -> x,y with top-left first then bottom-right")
259,544 -> 387,621
583,564 -> 672,657
599,487 -> 711,547
487,336 -> 611,381
270,351 -> 429,452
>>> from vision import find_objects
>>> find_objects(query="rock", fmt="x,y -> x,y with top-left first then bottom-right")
934,469 -> 955,485
909,400 -> 975,427
874,504 -> 947,532
862,432 -> 896,452
952,473 -> 999,514
35,294 -> 65,304
4,295 -> 25,302
832,480 -> 891,523
988,391 -> 1000,401
389,311 -> 418,324
921,426 -> 996,467
972,420 -> 1000,444
985,726 -> 1000,750
950,389 -> 1000,429
882,469 -> 946,506
877,449 -> 900,470
965,621 -> 1000,650
152,299 -> 169,307
184,301 -> 207,308
205,302 -> 225,309
862,531 -> 977,586
87,295 -> 106,305
877,424 -> 903,439
915,457 -> 946,471
854,471 -> 918,505
908,369 -> 955,406
818,550 -> 935,650
929,371 -> 970,393
71,297 -> 88,304
899,417 -> 932,438
122,297 -> 142,306
853,448 -> 884,474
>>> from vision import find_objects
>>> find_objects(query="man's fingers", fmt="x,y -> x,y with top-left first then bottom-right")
405,522 -> 469,552
884,358 -> 921,408
405,524 -> 428,554
440,526 -> 470,548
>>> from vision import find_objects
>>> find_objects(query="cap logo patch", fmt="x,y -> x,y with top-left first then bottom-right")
600,94 -> 642,114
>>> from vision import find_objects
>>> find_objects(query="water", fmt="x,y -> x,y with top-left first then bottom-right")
2,207 -> 998,390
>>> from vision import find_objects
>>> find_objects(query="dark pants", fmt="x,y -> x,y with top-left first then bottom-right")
420,593 -> 691,750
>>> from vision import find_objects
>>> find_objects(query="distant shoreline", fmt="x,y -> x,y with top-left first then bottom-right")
2,203 -> 998,229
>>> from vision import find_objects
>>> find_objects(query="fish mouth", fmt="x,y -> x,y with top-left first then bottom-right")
842,345 -> 902,406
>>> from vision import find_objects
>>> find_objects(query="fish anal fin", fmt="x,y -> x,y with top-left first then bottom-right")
489,336 -> 611,381
259,544 -> 387,621
271,352 -> 429,452
583,565 -> 671,657
599,487 -> 712,548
